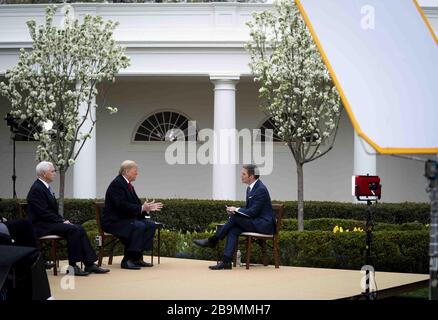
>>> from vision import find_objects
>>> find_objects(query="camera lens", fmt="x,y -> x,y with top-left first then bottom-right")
368,182 -> 377,190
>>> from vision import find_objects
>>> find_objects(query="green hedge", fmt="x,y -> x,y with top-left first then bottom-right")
0,199 -> 96,224
178,230 -> 429,273
295,201 -> 430,224
0,198 -> 430,232
282,231 -> 428,273
281,218 -> 428,232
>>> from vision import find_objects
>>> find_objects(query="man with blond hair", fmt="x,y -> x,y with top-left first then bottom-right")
26,161 -> 109,276
102,160 -> 163,270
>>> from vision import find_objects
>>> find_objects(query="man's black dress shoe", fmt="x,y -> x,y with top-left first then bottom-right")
209,261 -> 232,270
193,238 -> 216,248
121,260 -> 141,270
67,265 -> 90,276
133,260 -> 153,267
85,264 -> 110,274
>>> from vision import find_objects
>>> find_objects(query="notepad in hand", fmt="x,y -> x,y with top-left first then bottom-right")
233,210 -> 249,218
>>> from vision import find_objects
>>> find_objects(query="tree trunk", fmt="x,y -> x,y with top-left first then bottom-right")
58,169 -> 65,218
297,161 -> 304,231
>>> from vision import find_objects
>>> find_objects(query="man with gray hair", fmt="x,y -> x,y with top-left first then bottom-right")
103,160 -> 163,270
26,161 -> 109,276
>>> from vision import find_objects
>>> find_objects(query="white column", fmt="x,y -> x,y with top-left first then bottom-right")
210,75 -> 239,200
353,131 -> 376,201
73,96 -> 96,199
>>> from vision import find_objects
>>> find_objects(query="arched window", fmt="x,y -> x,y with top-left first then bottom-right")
258,117 -> 283,142
134,111 -> 196,142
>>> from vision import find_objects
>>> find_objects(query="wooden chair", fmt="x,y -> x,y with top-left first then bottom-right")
153,222 -> 164,265
94,201 -> 163,266
18,202 -> 64,276
235,203 -> 285,269
94,202 -> 119,267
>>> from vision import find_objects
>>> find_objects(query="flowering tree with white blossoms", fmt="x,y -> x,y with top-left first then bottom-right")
246,0 -> 342,231
0,5 -> 130,216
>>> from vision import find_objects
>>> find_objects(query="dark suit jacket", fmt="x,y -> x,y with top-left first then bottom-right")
0,222 -> 12,245
26,179 -> 64,237
102,175 -> 144,239
237,180 -> 275,234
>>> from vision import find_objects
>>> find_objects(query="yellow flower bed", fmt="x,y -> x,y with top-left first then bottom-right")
332,225 -> 364,233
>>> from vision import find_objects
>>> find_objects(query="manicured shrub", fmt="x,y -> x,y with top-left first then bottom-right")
66,219 -> 429,274
0,199 -> 429,232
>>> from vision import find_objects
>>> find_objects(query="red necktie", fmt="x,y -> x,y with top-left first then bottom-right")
128,182 -> 133,192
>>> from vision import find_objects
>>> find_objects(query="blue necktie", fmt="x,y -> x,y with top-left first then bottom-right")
48,186 -> 55,198
246,186 -> 251,203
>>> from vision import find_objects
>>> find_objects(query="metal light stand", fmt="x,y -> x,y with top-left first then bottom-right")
4,113 -> 19,200
355,175 -> 380,300
11,132 -> 17,200
363,199 -> 376,300
391,155 -> 438,301
425,160 -> 438,300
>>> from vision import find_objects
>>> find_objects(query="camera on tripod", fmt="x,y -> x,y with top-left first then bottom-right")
352,175 -> 381,300
352,175 -> 382,201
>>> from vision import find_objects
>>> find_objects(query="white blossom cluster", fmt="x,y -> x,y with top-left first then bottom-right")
246,0 -> 342,164
0,5 -> 130,173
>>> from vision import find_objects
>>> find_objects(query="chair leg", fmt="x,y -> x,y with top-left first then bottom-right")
273,237 -> 280,268
151,239 -> 154,265
108,239 -> 117,265
261,241 -> 268,266
246,236 -> 252,270
98,239 -> 104,267
51,240 -> 58,276
157,227 -> 161,264
232,242 -> 238,267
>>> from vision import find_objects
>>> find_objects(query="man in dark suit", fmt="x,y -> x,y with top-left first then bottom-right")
1,204 -> 51,300
1,216 -> 37,248
0,244 -> 52,300
1,197 -> 54,270
26,161 -> 109,276
193,164 -> 275,270
102,160 -> 163,270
